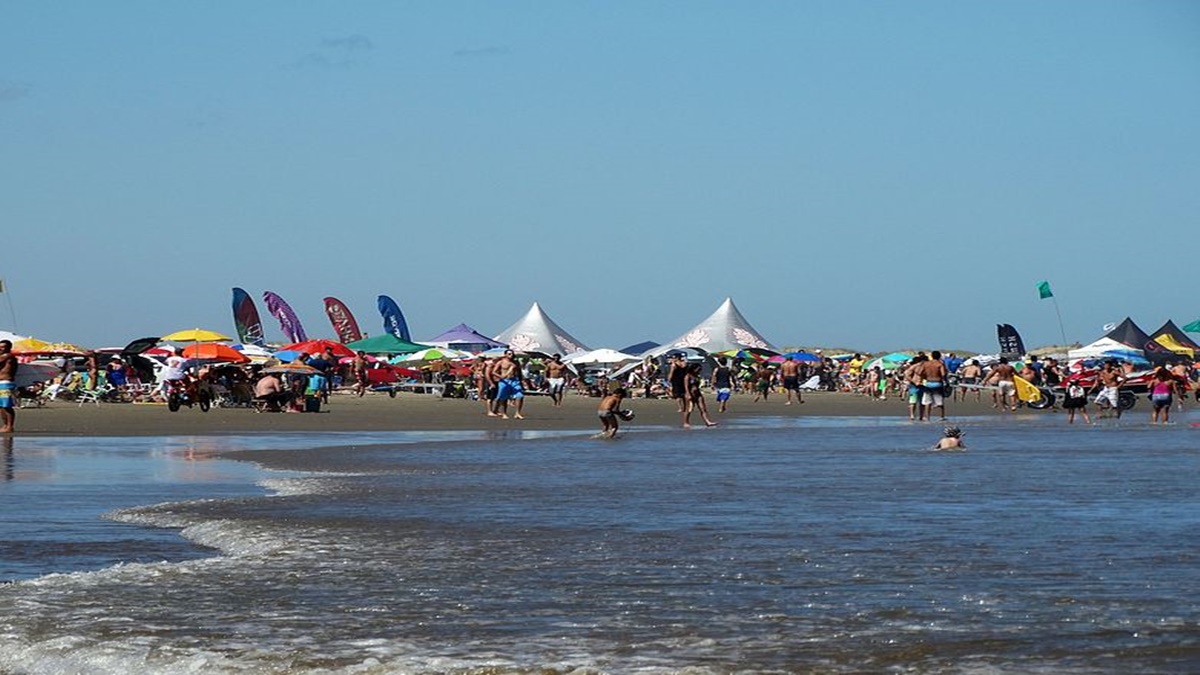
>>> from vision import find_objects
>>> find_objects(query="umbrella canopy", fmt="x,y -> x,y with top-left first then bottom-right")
181,343 -> 250,363
261,361 -> 320,375
345,333 -> 431,355
281,339 -> 355,358
391,347 -> 474,364
162,328 -> 232,342
563,348 -> 640,365
12,338 -> 88,356
768,351 -> 822,364
11,338 -> 51,353
15,361 -> 60,388
863,352 -> 913,371
715,349 -> 766,363
231,344 -> 275,362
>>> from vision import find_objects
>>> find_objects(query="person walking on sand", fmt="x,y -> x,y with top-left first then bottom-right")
710,357 -> 735,413
668,353 -> 689,412
597,386 -> 627,438
956,359 -> 984,402
0,340 -> 18,433
490,350 -> 526,419
902,354 -> 928,421
352,351 -> 369,397
780,355 -> 804,405
545,353 -> 569,407
471,356 -> 492,414
752,363 -> 773,402
984,357 -> 1018,412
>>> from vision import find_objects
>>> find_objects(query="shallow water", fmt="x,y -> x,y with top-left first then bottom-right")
1,413 -> 1198,674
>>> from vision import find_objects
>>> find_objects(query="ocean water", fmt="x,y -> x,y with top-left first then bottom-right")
1,413 -> 1198,674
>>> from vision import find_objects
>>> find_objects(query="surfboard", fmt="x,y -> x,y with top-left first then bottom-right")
1013,375 -> 1042,403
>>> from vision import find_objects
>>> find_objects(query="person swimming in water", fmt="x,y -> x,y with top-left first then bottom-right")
933,426 -> 966,451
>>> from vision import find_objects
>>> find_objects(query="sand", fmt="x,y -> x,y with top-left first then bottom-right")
11,390 -> 1005,437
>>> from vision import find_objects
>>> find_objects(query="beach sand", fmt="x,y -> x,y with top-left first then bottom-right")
12,390 -> 1005,436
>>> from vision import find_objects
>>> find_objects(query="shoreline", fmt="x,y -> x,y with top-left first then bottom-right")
10,390 -> 1011,437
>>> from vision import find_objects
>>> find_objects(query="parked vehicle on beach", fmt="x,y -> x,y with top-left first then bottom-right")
1036,368 -> 1154,412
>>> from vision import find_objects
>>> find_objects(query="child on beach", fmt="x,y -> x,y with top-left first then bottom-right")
1062,380 -> 1091,424
933,426 -> 966,451
597,387 -> 627,438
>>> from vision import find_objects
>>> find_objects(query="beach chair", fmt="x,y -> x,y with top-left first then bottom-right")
76,384 -> 117,406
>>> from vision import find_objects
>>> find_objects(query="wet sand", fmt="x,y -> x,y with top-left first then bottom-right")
12,390 -> 1004,436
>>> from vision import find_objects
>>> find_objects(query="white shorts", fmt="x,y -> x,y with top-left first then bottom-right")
997,381 -> 1016,397
547,377 -> 565,394
1095,386 -> 1120,408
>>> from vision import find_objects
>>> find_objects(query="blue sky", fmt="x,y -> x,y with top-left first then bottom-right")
3,2 -> 1197,352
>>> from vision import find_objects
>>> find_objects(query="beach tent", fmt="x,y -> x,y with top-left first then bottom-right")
1067,337 -> 1145,362
1150,320 -> 1199,357
493,302 -> 590,356
422,323 -> 506,353
644,297 -> 778,358
1102,317 -> 1173,365
345,333 -> 430,355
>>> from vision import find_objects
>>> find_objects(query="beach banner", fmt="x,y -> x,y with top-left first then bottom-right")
262,291 -> 308,343
231,288 -> 266,346
377,295 -> 411,341
997,323 -> 1025,358
323,296 -> 363,344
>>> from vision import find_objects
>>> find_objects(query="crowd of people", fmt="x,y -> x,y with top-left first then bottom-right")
3,335 -> 1196,435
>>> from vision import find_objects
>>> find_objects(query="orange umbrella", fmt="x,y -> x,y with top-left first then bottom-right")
281,339 -> 355,358
182,343 -> 250,363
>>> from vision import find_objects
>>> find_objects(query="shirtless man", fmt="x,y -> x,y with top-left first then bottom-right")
779,355 -> 804,405
1091,359 -> 1125,418
352,351 -> 369,397
0,340 -> 18,432
490,350 -> 525,419
914,350 -> 949,421
253,372 -> 289,412
956,359 -> 984,402
903,355 -> 928,421
544,354 -> 569,407
985,357 -> 1018,412
667,353 -> 689,412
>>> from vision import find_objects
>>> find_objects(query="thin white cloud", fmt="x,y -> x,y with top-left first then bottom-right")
288,35 -> 373,69
454,46 -> 511,58
0,81 -> 32,102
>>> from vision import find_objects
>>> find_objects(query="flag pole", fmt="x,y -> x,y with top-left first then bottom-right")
1051,296 -> 1067,346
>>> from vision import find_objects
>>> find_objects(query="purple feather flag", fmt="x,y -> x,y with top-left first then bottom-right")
263,291 -> 308,343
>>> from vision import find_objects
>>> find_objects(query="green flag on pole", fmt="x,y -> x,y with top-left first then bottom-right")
1036,281 -> 1053,300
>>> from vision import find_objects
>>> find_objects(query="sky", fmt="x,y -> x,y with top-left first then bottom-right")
3,1 -> 1198,353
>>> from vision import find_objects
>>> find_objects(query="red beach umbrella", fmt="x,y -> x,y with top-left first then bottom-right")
181,343 -> 251,363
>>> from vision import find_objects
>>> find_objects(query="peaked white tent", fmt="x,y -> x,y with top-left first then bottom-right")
646,297 -> 778,358
493,302 -> 590,356
1067,337 -> 1144,362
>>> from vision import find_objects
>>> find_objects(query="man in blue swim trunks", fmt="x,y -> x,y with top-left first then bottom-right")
490,350 -> 526,420
0,340 -> 18,432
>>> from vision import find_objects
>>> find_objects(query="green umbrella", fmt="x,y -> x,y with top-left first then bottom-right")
345,333 -> 431,355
